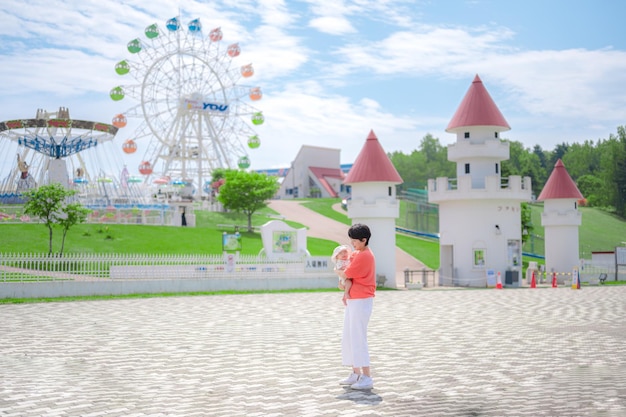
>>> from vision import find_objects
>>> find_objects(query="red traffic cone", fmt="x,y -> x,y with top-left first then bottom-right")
496,272 -> 503,289
530,271 -> 537,288
551,272 -> 558,288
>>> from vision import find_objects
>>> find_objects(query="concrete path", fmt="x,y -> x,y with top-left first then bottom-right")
268,200 -> 426,287
1,287 -> 625,416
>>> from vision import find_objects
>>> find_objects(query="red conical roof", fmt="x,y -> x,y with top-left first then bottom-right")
446,74 -> 510,132
537,159 -> 583,201
344,130 -> 403,184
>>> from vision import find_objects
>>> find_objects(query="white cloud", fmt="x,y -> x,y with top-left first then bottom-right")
309,16 -> 356,35
323,24 -> 626,130
242,25 -> 311,81
255,0 -> 295,27
329,25 -> 516,75
304,0 -> 416,30
485,49 -> 626,122
1,0 -> 625,180
248,80 -> 426,168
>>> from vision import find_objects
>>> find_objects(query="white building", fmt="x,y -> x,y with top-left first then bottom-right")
344,130 -> 403,288
427,75 -> 532,287
537,159 -> 584,281
277,145 -> 349,199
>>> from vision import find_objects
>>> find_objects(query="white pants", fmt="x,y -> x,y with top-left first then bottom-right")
341,297 -> 373,368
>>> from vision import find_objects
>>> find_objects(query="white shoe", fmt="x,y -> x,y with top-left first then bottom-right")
350,375 -> 373,390
339,372 -> 360,385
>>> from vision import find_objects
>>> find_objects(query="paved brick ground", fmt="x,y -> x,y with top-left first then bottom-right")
1,286 -> 625,416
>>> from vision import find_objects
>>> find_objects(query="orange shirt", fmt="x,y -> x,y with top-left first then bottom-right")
344,248 -> 376,299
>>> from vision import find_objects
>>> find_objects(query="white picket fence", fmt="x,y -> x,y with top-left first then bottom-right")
0,252 -> 333,282
0,252 -> 339,298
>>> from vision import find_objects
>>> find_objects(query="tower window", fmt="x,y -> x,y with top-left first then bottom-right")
495,163 -> 499,174
388,186 -> 392,196
464,132 -> 470,139
465,163 -> 470,174
495,132 -> 499,138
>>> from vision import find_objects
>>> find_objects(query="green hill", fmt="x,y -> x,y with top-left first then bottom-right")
524,203 -> 626,258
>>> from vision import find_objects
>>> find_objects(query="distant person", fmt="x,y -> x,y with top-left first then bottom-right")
17,154 -> 29,179
331,244 -> 352,305
336,223 -> 376,390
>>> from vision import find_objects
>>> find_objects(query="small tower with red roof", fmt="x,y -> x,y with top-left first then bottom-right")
537,159 -> 584,279
428,75 -> 532,287
344,130 -> 403,287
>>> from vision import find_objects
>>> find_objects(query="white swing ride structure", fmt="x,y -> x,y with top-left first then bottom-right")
0,108 -> 127,205
0,16 -> 264,219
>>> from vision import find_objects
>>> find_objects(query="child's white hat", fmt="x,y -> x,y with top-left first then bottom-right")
331,244 -> 351,263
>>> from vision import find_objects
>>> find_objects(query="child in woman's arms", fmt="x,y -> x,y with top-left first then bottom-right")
331,245 -> 352,305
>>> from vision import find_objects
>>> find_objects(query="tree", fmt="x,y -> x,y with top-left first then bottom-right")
389,149 -> 425,192
419,134 -> 455,180
217,170 -> 279,232
613,126 -> 626,217
520,203 -> 533,245
502,140 -> 545,197
210,168 -> 227,191
532,144 -> 548,171
389,134 -> 454,193
58,203 -> 91,253
550,142 -> 569,167
22,183 -> 90,254
562,140 -> 600,180
576,175 -> 605,207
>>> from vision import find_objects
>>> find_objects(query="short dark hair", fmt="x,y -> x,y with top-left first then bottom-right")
348,223 -> 371,246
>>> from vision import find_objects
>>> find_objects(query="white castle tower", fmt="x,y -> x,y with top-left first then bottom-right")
427,75 -> 532,287
537,159 -> 584,281
344,130 -> 403,288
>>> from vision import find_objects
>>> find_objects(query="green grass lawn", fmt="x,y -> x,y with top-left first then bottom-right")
2,199 -> 626,272
0,206 -> 339,257
300,198 -> 351,226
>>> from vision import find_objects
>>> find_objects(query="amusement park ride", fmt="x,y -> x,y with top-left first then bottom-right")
0,15 -> 264,210
109,16 -> 264,199
0,107 -> 126,205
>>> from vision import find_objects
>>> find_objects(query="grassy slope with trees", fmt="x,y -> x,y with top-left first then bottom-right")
391,126 -> 626,217
4,124 -> 626,271
4,198 -> 626,274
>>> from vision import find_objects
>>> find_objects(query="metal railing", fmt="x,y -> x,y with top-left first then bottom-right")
404,268 -> 437,287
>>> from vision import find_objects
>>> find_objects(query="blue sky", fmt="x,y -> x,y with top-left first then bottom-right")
0,0 -> 625,177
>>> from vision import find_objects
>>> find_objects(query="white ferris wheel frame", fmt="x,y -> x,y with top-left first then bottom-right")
113,16 -> 263,196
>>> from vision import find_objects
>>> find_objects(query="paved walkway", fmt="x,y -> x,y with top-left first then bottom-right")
1,287 -> 625,416
268,200 -> 426,287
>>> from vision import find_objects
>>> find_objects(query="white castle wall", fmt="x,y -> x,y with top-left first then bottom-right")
347,181 -> 400,288
438,199 -> 523,286
542,198 -> 581,274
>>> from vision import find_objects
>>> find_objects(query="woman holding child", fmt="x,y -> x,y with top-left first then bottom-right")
336,223 -> 376,390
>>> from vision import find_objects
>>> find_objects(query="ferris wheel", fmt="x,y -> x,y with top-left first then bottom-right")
110,16 -> 264,197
